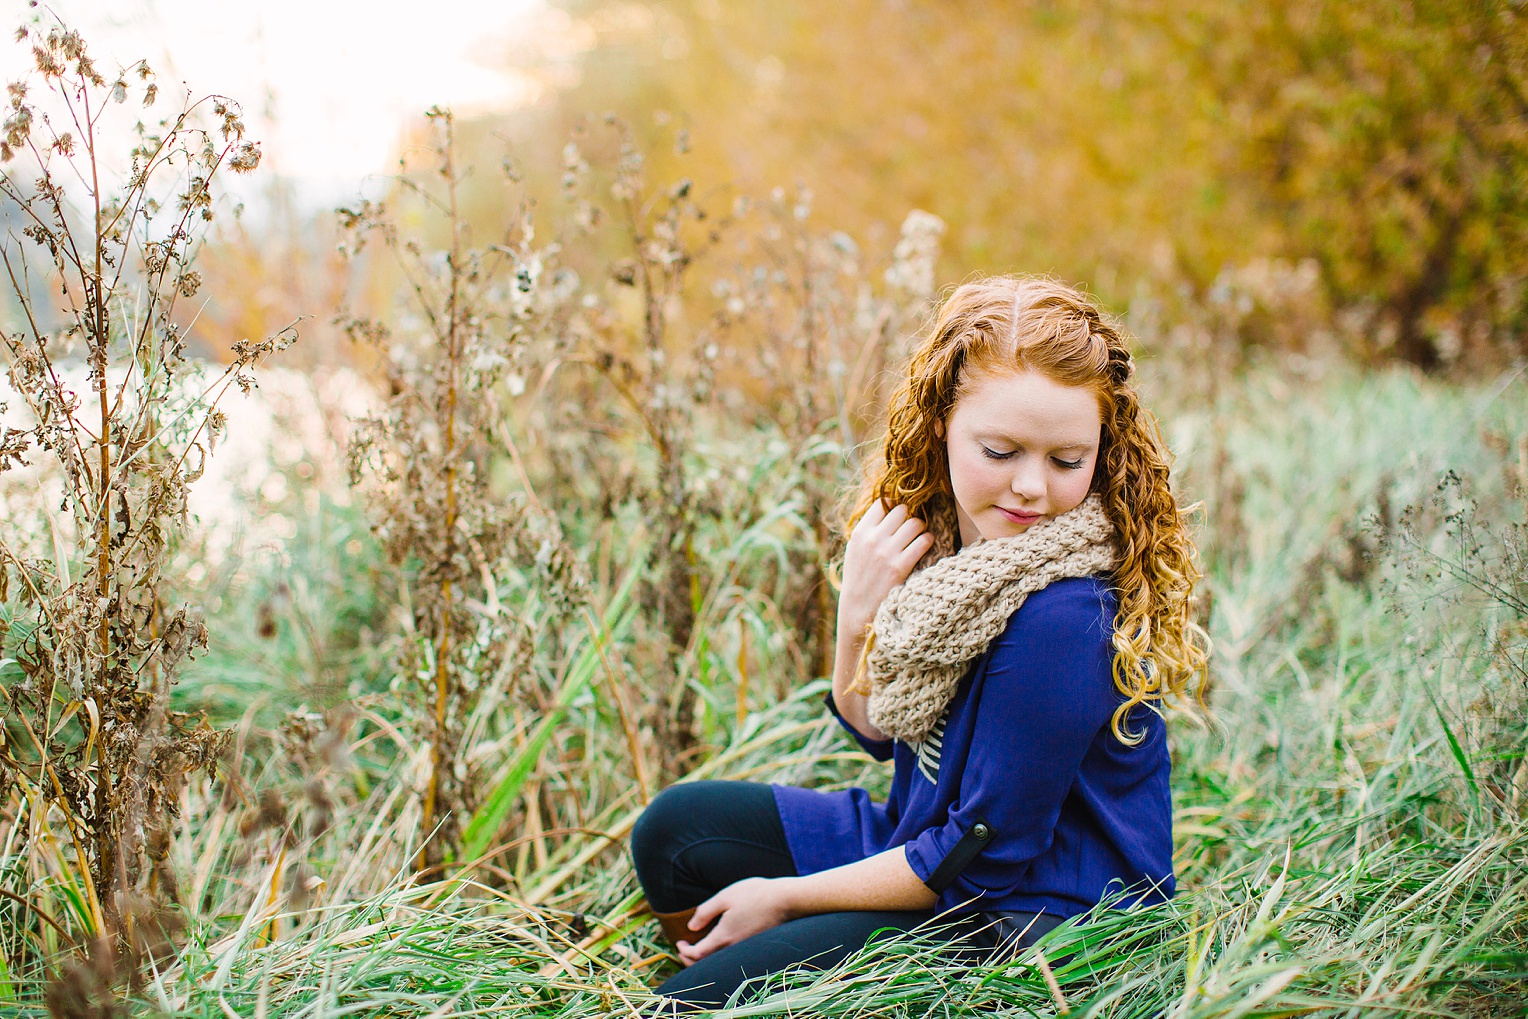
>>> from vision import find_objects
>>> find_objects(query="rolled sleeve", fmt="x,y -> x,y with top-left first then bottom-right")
824,690 -> 895,761
901,583 -> 1117,907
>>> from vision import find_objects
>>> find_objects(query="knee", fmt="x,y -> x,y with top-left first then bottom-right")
630,782 -> 710,892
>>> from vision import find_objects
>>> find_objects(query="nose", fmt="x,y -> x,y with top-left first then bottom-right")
1011,456 -> 1046,503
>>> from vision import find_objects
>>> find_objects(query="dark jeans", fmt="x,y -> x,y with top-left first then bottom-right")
630,780 -> 1062,1010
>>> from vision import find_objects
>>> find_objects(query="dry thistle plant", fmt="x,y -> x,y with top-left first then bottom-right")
708,196 -> 944,679
545,117 -> 732,770
338,108 -> 589,869
0,18 -> 288,976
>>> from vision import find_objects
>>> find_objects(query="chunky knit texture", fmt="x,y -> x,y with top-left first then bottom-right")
859,494 -> 1118,744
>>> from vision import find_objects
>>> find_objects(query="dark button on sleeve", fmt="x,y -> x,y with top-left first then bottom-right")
922,818 -> 995,894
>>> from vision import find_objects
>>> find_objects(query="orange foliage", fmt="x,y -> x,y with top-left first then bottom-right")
473,0 -> 1528,369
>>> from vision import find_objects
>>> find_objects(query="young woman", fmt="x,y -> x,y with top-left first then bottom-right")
630,275 -> 1209,1010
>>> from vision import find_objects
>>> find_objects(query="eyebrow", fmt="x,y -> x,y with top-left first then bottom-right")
975,432 -> 1096,452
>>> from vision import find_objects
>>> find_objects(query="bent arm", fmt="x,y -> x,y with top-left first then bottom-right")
678,846 -> 936,964
781,845 -> 936,916
830,501 -> 933,743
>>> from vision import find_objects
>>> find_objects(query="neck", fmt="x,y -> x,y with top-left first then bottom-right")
956,504 -> 980,547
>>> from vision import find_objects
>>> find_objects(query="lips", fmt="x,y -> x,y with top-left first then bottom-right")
995,506 -> 1045,527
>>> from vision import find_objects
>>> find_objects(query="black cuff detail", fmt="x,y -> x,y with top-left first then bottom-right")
922,819 -> 995,894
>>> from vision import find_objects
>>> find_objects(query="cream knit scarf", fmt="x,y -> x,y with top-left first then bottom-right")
854,494 -> 1118,745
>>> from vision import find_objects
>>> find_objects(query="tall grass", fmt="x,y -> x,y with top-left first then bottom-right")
7,364 -> 1516,1018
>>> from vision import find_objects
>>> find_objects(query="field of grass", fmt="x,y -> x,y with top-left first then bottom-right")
0,16 -> 1523,1018
5,360 -> 1520,1018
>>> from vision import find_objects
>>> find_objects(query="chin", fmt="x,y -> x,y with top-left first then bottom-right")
980,520 -> 1036,541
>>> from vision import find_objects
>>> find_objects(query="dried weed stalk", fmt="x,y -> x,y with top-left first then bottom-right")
338,109 -> 588,867
1390,470 -> 1528,818
0,19 -> 288,965
548,119 -> 728,769
335,111 -> 943,869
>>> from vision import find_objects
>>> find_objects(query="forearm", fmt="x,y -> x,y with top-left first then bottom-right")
675,846 -> 938,965
779,846 -> 936,917
830,620 -> 889,742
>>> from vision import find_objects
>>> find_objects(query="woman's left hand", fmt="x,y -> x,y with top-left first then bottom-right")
675,876 -> 796,966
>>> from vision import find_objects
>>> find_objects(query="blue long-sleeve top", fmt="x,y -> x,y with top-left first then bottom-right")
772,575 -> 1175,917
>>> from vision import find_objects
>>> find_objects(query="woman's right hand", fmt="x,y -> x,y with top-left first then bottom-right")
838,501 -> 934,638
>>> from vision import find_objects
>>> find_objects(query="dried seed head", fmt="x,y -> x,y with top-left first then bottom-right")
304,778 -> 333,812
45,958 -> 109,1019
5,103 -> 32,149
229,141 -> 259,174
255,602 -> 277,639
239,788 -> 288,837
258,788 -> 287,826
304,779 -> 334,837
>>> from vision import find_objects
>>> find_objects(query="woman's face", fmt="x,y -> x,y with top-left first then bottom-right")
945,368 -> 1102,545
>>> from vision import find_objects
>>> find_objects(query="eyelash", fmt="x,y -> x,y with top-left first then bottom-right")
981,446 -> 1085,470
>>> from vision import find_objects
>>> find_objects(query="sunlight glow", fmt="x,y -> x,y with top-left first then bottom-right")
1,0 -> 552,192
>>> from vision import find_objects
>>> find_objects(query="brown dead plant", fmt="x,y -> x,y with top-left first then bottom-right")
338,108 -> 589,870
0,17 -> 290,974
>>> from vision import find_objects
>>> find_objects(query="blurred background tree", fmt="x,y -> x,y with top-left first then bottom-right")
174,0 -> 1527,373
438,0 -> 1526,371
1179,0 -> 1528,368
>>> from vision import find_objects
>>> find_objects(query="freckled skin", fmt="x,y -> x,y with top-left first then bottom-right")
945,370 -> 1102,546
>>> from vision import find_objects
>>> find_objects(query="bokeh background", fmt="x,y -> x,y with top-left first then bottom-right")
27,0 -> 1528,372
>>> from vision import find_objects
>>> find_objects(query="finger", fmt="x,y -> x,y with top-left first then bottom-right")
881,503 -> 910,529
890,514 -> 927,548
691,896 -> 724,930
862,500 -> 888,525
677,937 -> 707,966
684,927 -> 727,963
897,531 -> 936,567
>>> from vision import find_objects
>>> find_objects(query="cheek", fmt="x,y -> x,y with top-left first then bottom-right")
947,446 -> 1003,502
1050,464 -> 1098,511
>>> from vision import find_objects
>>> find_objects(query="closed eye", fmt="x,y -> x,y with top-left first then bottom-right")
1052,456 -> 1086,470
981,446 -> 1015,461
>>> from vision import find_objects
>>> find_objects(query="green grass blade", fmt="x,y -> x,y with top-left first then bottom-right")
1420,677 -> 1480,800
0,950 -> 14,1003
457,573 -> 641,864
